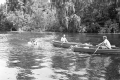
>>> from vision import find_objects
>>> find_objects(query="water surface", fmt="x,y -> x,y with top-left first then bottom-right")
0,32 -> 120,80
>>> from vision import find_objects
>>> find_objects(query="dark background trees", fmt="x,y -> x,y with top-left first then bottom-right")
0,0 -> 120,33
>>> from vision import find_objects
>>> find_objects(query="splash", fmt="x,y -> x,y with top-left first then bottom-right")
28,35 -> 55,51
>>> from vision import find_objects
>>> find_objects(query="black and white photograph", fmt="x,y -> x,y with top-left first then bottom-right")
0,0 -> 120,80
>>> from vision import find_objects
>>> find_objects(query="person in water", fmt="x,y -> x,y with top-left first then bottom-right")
61,34 -> 68,43
28,38 -> 37,45
97,36 -> 111,49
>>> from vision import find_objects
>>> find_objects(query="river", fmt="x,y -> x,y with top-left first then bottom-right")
0,32 -> 120,80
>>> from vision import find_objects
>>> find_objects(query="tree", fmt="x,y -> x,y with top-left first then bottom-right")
51,0 -> 82,32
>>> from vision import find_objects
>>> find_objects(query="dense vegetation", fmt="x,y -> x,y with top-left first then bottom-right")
0,0 -> 120,33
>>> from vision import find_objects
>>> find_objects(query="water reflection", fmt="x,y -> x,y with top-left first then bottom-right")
51,51 -> 120,80
105,55 -> 120,80
7,32 -> 56,80
16,69 -> 34,80
8,50 -> 45,69
8,48 -> 47,80
51,52 -> 88,80
0,32 -> 120,80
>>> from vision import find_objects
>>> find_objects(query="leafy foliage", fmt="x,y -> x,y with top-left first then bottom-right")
51,0 -> 81,32
0,5 -> 13,31
0,0 -> 120,33
5,0 -> 57,31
